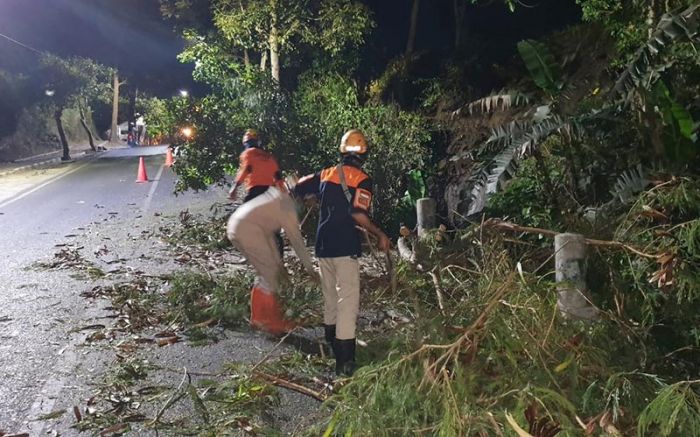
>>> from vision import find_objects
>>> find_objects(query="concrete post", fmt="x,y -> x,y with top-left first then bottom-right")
554,233 -> 598,321
416,198 -> 436,238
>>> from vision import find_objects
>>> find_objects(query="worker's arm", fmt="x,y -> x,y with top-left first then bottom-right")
280,196 -> 317,279
292,173 -> 321,199
352,212 -> 390,252
229,151 -> 251,200
350,178 -> 390,252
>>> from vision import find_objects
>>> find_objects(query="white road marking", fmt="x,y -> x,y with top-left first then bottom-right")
0,162 -> 90,209
142,164 -> 165,213
13,157 -> 166,434
24,338 -> 80,435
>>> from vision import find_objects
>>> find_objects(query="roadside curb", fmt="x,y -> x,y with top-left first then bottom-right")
0,142 -> 108,178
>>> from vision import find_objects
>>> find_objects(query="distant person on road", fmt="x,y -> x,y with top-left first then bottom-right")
293,129 -> 390,376
227,186 -> 317,335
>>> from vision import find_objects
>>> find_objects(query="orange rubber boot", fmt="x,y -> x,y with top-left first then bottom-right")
250,286 -> 297,335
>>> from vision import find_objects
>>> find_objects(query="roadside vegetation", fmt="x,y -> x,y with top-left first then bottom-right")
22,0 -> 700,435
142,0 -> 700,435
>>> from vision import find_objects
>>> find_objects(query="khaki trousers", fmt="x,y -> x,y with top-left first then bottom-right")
319,256 -> 360,340
228,219 -> 282,294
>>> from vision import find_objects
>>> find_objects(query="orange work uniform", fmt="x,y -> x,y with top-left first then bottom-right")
235,147 -> 283,201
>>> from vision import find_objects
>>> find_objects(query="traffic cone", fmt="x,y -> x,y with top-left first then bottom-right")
250,285 -> 297,335
164,147 -> 174,167
135,156 -> 148,183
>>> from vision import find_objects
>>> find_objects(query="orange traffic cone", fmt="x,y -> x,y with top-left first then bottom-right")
135,156 -> 149,183
164,147 -> 174,167
250,285 -> 297,335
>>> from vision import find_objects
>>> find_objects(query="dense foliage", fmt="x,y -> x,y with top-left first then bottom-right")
144,1 -> 700,434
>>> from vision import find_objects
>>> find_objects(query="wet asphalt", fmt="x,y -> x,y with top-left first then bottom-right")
0,147 -> 323,435
0,147 -> 182,431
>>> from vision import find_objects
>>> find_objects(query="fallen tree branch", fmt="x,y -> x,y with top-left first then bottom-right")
428,268 -> 445,315
252,370 -> 328,401
483,219 -> 659,259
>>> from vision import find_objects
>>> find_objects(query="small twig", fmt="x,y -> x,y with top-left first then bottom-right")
193,258 -> 214,281
299,204 -> 316,228
252,370 -> 327,401
251,328 -> 297,373
428,268 -> 446,315
486,411 -> 505,437
149,367 -> 190,426
357,226 -> 386,273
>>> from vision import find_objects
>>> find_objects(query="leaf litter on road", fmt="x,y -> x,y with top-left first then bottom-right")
51,207 -> 332,434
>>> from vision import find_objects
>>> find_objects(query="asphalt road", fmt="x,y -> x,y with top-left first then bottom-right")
0,146 -> 225,432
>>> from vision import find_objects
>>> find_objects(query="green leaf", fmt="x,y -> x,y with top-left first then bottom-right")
653,80 -> 698,163
517,39 -> 562,94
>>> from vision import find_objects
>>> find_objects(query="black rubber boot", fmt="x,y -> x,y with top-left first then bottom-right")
334,338 -> 356,377
324,324 -> 336,357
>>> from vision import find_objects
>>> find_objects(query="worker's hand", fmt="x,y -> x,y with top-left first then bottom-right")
303,196 -> 317,208
228,189 -> 238,202
377,233 -> 391,253
307,270 -> 321,285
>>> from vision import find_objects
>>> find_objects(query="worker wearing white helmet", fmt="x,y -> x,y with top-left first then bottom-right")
293,129 -> 390,376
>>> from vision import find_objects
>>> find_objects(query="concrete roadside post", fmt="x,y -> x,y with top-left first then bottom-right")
416,197 -> 436,238
554,233 -> 599,321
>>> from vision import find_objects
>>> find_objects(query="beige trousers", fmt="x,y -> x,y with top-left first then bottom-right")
229,219 -> 282,294
319,256 -> 360,340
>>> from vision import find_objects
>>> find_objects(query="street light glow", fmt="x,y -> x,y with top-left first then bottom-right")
181,127 -> 193,138
45,89 -> 55,96
179,90 -> 189,97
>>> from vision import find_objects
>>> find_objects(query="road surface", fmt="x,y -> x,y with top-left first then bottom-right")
0,146 -> 224,433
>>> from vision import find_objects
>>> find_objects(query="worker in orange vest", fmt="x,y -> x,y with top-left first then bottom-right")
229,128 -> 284,254
293,129 -> 390,376
228,129 -> 283,202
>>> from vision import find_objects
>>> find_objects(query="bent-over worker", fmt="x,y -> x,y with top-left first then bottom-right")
227,186 -> 316,335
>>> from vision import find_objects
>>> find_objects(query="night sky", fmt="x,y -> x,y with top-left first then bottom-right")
0,0 -> 191,95
0,0 -> 582,96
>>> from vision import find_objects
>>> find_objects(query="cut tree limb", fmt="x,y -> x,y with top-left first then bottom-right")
482,219 -> 659,259
252,370 -> 327,401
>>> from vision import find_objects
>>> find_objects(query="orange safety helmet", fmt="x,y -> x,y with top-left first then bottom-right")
242,128 -> 259,145
339,129 -> 368,155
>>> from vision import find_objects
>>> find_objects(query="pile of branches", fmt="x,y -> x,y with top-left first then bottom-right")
317,192 -> 700,436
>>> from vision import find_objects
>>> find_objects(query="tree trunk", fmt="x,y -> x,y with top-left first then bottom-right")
129,88 -> 137,139
243,49 -> 251,68
647,0 -> 656,38
110,71 -> 120,143
453,0 -> 467,49
406,0 -> 420,55
78,99 -> 96,152
260,50 -> 268,71
269,6 -> 280,82
54,107 -> 71,161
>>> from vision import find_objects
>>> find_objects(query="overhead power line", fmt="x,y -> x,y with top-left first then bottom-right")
0,31 -> 43,55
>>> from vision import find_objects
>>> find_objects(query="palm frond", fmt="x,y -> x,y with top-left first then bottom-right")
454,90 -> 532,116
611,4 -> 700,101
485,120 -> 531,149
610,165 -> 651,203
467,116 -> 573,215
